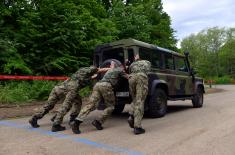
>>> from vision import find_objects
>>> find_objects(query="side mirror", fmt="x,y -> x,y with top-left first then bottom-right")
184,51 -> 189,57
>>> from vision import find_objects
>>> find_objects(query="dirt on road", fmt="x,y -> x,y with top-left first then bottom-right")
0,85 -> 235,155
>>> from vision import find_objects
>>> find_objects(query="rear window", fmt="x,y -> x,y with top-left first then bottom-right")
102,48 -> 124,63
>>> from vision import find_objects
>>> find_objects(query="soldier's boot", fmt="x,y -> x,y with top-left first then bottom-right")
29,117 -> 40,128
51,124 -> 66,132
50,114 -> 57,122
127,115 -> 134,128
71,120 -> 82,134
134,127 -> 145,135
92,120 -> 103,130
69,115 -> 77,125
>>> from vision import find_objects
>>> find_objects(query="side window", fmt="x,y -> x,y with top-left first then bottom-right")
175,57 -> 189,72
139,47 -> 151,61
127,48 -> 134,64
165,54 -> 174,70
152,50 -> 162,68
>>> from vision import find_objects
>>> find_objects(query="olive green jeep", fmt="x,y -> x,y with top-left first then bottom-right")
94,38 -> 205,117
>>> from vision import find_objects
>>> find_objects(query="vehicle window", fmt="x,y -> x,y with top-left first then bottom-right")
102,48 -> 124,63
139,48 -> 151,61
152,50 -> 162,68
128,48 -> 134,64
95,55 -> 99,67
165,54 -> 174,70
175,57 -> 188,72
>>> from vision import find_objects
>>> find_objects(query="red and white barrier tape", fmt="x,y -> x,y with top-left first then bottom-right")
0,75 -> 69,80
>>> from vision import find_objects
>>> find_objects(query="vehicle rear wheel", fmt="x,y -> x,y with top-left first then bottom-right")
147,88 -> 167,118
112,104 -> 125,114
192,87 -> 203,108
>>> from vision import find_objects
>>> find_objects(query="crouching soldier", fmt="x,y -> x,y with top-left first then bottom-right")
127,54 -> 151,135
71,61 -> 128,134
29,66 -> 99,132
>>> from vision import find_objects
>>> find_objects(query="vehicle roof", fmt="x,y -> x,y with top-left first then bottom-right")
95,38 -> 184,57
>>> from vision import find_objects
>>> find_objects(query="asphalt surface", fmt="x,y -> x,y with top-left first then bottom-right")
1,85 -> 235,155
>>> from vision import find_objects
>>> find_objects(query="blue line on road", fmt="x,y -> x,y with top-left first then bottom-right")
0,120 -> 145,155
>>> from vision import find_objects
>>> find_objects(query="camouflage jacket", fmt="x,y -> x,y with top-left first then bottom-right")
100,67 -> 126,87
129,60 -> 151,74
59,66 -> 98,91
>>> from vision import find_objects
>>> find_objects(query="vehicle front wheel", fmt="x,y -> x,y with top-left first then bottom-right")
147,88 -> 167,118
192,87 -> 204,108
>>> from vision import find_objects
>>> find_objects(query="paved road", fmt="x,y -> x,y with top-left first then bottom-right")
1,85 -> 235,155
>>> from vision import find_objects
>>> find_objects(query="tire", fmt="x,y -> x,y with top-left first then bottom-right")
192,87 -> 203,108
97,59 -> 122,79
147,88 -> 167,118
112,104 -> 125,114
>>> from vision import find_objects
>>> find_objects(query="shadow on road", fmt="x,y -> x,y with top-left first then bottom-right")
167,105 -> 193,114
111,104 -> 193,120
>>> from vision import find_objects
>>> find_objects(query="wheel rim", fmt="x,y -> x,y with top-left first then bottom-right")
156,95 -> 166,111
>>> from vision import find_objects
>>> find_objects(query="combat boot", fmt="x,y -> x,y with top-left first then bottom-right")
29,117 -> 40,128
127,115 -> 134,128
69,115 -> 77,125
92,120 -> 103,130
51,124 -> 66,132
71,120 -> 82,134
50,114 -> 57,122
134,127 -> 145,135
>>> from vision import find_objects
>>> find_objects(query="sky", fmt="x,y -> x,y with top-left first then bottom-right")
162,0 -> 235,44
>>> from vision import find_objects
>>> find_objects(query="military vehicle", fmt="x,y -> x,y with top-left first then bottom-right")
94,38 -> 204,117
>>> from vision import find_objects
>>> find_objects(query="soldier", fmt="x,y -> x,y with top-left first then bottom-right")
71,61 -> 128,134
29,66 -> 99,132
127,54 -> 151,135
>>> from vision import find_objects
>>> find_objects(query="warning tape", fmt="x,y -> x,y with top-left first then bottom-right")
0,75 -> 69,80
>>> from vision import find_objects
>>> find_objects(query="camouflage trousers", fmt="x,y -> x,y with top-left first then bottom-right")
77,82 -> 115,124
129,73 -> 148,128
32,85 -> 81,124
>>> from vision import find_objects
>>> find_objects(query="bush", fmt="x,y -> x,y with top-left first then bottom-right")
206,76 -> 233,84
0,80 -> 58,104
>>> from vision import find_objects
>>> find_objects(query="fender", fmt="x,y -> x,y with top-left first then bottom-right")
149,79 -> 168,96
194,80 -> 205,93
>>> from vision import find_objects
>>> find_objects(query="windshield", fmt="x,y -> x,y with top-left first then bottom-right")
102,48 -> 124,63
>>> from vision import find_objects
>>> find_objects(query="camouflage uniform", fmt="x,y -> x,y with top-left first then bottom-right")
129,60 -> 151,128
31,67 -> 98,125
76,67 -> 126,124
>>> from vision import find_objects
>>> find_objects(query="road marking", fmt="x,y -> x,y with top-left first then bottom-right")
0,121 -> 145,155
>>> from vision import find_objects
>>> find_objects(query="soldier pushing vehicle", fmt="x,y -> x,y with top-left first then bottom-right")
71,61 -> 128,134
127,54 -> 151,134
29,66 -> 100,132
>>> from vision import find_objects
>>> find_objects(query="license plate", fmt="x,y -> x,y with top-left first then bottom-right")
116,92 -> 129,97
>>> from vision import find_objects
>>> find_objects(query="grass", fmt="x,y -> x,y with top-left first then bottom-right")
0,80 -> 92,105
205,76 -> 234,84
0,80 -> 58,104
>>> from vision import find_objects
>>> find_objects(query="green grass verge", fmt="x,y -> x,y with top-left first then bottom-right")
0,81 -> 58,104
0,80 -> 92,105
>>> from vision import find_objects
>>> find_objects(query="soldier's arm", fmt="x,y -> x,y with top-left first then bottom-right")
91,74 -> 98,79
97,68 -> 111,73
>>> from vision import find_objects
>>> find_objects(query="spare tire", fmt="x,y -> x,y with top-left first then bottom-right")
97,59 -> 122,79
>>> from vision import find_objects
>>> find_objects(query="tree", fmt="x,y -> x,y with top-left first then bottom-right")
181,27 -> 234,78
219,39 -> 235,78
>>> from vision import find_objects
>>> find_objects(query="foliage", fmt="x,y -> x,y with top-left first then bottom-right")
0,0 -> 177,103
0,0 -> 176,76
0,80 -> 58,104
205,76 -> 233,84
181,27 -> 235,78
